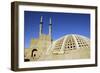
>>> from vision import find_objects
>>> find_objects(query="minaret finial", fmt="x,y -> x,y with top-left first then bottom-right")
40,16 -> 43,22
50,17 -> 51,24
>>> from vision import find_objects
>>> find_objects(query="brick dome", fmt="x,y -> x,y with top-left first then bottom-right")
47,34 -> 90,54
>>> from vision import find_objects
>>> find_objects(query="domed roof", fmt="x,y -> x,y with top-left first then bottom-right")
46,34 -> 90,54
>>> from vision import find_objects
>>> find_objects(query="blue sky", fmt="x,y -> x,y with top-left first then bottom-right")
24,11 -> 90,48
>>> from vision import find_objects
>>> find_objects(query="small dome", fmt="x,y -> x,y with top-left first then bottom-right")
47,34 -> 90,54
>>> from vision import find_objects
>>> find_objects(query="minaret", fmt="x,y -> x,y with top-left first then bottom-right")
49,17 -> 52,37
39,16 -> 43,36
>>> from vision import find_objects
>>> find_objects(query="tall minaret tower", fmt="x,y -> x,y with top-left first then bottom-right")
49,17 -> 52,37
39,16 -> 43,36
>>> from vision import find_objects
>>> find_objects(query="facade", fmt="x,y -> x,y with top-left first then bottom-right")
24,16 -> 52,61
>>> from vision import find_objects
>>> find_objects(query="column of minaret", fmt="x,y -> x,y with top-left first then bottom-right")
39,16 -> 52,37
39,16 -> 43,36
49,17 -> 52,37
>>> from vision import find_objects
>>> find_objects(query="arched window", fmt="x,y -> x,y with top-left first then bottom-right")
31,49 -> 37,57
